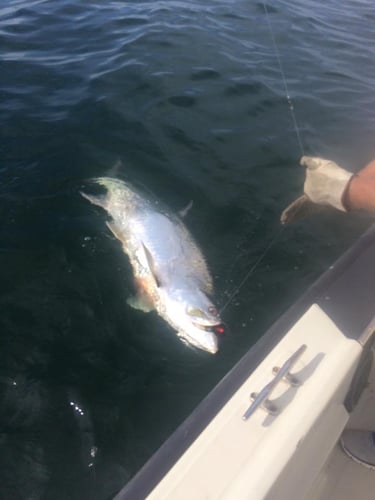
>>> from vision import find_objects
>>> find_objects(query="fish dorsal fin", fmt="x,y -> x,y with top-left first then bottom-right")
141,242 -> 161,287
107,159 -> 123,178
178,200 -> 193,218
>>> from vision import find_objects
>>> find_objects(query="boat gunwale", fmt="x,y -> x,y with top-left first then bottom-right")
114,223 -> 375,500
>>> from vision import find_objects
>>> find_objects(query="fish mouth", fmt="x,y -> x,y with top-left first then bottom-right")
179,335 -> 218,354
193,321 -> 226,337
177,321 -> 224,354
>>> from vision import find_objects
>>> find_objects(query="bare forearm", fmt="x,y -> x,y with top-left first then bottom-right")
344,159 -> 375,213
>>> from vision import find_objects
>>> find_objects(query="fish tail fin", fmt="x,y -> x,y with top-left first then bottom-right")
80,190 -> 108,209
93,177 -> 126,192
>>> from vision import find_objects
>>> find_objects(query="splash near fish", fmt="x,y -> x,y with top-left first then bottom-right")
81,177 -> 224,354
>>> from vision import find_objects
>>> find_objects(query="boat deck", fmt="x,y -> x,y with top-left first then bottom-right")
308,347 -> 375,500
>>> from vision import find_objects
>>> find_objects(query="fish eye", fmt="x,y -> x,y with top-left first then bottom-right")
187,307 -> 207,319
208,306 -> 218,316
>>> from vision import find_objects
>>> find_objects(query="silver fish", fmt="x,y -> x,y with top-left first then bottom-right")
81,177 -> 224,354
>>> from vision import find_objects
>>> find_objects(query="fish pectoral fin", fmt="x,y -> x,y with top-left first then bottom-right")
80,191 -> 108,210
141,242 -> 162,287
127,293 -> 154,313
280,194 -> 324,225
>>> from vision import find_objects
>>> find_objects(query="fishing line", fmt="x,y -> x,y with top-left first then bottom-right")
262,0 -> 305,157
219,5 -> 302,314
220,226 -> 284,315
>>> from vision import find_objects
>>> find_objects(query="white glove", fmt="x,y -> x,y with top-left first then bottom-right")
301,156 -> 353,211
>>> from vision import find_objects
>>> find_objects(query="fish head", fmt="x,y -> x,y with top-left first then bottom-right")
160,286 -> 224,354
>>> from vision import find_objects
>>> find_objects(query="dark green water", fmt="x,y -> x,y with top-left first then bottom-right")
0,1 -> 374,498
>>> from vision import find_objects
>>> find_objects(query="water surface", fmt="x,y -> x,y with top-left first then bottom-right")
1,1 -> 374,498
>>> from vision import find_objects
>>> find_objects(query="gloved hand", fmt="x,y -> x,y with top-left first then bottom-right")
280,156 -> 353,224
301,156 -> 353,211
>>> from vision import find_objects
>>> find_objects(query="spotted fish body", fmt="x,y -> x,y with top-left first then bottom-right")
81,177 -> 223,354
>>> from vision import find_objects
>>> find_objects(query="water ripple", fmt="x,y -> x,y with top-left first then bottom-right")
1,1 -> 375,499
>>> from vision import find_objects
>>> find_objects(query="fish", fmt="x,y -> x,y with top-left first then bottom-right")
81,177 -> 224,354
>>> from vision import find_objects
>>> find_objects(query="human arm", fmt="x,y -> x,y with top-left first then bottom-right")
344,159 -> 375,212
281,156 -> 375,224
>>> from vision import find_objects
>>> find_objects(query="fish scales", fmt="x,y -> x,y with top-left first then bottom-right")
81,177 -> 223,354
